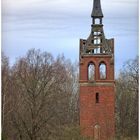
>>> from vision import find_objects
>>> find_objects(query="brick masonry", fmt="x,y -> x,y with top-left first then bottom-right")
79,48 -> 115,140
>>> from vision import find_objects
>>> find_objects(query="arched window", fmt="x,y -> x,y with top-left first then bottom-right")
88,63 -> 95,81
94,124 -> 100,140
96,93 -> 99,103
99,63 -> 106,79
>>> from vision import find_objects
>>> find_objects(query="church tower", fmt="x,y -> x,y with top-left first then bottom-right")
79,0 -> 115,139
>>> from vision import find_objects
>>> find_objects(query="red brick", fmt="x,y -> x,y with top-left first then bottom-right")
79,55 -> 115,140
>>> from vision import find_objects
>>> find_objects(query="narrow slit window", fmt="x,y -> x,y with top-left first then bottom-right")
96,93 -> 99,103
99,63 -> 106,79
88,63 -> 95,80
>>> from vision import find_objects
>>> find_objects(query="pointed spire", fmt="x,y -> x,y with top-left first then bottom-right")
91,0 -> 103,18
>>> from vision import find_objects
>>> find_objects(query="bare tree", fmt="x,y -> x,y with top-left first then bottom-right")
2,49 -> 81,140
116,56 -> 138,139
2,53 -> 14,139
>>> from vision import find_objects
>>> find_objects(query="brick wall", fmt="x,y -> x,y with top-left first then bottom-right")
79,54 -> 115,140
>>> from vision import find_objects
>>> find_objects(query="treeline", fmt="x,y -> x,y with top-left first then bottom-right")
2,49 -> 85,140
116,57 -> 138,140
2,49 -> 138,140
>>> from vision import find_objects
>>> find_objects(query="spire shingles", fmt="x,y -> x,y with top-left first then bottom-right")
91,0 -> 103,18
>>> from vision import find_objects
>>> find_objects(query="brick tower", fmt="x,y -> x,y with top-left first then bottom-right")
79,0 -> 115,140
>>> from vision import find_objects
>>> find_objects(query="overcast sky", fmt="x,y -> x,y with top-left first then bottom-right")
2,0 -> 139,76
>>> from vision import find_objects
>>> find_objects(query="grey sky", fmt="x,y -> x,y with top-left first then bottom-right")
2,0 -> 138,76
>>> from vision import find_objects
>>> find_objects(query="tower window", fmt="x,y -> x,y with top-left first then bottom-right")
96,93 -> 99,103
93,31 -> 101,36
99,63 -> 106,79
94,37 -> 101,45
95,18 -> 100,24
98,39 -> 101,44
94,48 -> 100,54
88,63 -> 95,81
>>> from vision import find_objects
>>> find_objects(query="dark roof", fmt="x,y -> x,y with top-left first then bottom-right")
91,0 -> 103,18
